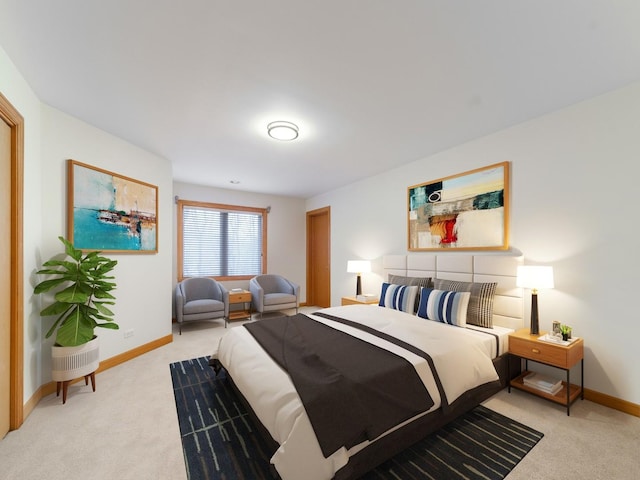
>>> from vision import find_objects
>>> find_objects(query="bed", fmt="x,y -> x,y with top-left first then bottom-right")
211,254 -> 525,480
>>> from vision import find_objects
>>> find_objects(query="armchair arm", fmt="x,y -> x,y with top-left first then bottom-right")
249,277 -> 264,312
218,282 -> 230,318
286,279 -> 300,305
175,282 -> 186,323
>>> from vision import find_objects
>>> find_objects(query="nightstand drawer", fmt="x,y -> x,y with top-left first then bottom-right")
509,335 -> 583,369
229,292 -> 251,303
510,337 -> 566,366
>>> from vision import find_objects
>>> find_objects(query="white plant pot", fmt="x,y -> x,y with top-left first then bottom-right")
51,336 -> 100,382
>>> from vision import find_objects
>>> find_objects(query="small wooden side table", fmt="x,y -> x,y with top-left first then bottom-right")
228,289 -> 252,321
341,296 -> 379,306
508,328 -> 584,415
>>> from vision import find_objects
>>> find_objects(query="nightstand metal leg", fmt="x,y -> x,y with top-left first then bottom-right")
566,369 -> 571,416
581,358 -> 584,400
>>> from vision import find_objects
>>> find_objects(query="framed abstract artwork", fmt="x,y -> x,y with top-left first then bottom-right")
408,161 -> 509,251
67,159 -> 158,253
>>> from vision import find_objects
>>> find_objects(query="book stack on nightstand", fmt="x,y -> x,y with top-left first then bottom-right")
522,372 -> 562,395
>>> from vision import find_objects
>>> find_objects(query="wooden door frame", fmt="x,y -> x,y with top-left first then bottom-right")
306,206 -> 331,307
0,92 -> 24,430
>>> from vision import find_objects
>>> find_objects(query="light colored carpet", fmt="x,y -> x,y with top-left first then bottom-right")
1,308 -> 638,480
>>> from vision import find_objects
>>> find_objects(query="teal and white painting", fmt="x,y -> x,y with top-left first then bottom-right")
69,160 -> 158,252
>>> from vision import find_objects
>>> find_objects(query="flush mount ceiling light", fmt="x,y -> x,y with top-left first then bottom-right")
267,121 -> 299,141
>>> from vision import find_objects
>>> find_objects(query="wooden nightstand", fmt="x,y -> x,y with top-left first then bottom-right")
341,296 -> 379,306
228,289 -> 252,321
508,328 -> 584,415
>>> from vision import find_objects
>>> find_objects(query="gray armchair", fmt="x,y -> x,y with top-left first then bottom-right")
249,274 -> 299,319
175,277 -> 229,334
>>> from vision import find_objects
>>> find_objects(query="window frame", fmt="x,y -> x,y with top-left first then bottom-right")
177,199 -> 267,281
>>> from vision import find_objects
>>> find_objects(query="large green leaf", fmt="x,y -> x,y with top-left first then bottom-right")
94,303 -> 114,316
55,285 -> 89,304
41,259 -> 77,270
55,308 -> 94,346
93,290 -> 116,299
40,301 -> 72,317
96,322 -> 119,330
61,236 -> 83,262
44,307 -> 75,339
34,278 -> 67,294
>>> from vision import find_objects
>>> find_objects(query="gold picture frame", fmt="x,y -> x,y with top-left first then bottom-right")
408,161 -> 509,251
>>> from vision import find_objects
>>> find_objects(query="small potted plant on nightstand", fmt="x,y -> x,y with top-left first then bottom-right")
560,324 -> 572,341
34,236 -> 119,403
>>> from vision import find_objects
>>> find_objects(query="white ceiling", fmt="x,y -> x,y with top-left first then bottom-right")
2,1 -> 640,198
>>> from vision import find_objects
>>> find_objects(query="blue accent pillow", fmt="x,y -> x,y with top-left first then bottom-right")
379,283 -> 419,314
416,287 -> 471,327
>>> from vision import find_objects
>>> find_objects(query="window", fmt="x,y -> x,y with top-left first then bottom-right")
177,200 -> 267,280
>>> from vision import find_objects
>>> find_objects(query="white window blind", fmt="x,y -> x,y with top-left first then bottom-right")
182,204 -> 263,277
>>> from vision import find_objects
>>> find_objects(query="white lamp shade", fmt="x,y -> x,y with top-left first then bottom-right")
516,265 -> 554,290
347,260 -> 371,274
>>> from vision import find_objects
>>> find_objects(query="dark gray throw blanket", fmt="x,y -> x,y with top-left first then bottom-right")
244,314 -> 434,458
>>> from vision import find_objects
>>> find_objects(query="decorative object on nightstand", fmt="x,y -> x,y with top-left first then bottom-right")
347,260 -> 371,296
560,324 -> 572,341
508,328 -> 584,415
516,265 -> 554,335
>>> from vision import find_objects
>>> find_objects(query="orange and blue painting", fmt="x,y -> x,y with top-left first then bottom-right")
68,160 -> 158,252
408,162 -> 509,251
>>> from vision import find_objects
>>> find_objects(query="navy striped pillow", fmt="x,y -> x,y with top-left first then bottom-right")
416,288 -> 471,327
379,283 -> 419,314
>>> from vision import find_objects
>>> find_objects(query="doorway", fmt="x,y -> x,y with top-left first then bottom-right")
306,206 -> 331,308
0,92 -> 24,436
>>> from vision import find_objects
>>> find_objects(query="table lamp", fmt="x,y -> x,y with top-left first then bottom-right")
347,260 -> 371,296
517,265 -> 554,335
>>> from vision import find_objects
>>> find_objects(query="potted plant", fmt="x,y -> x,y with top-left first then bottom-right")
34,236 -> 118,401
560,324 -> 572,341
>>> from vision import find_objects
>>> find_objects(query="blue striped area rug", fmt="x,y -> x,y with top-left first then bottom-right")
170,357 -> 543,480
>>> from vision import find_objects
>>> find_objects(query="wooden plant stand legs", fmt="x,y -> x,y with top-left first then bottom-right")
56,371 -> 96,404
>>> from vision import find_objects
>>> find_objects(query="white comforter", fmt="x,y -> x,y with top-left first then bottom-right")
211,305 -> 499,480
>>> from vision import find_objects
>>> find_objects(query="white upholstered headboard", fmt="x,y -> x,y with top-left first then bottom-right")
382,254 -> 524,330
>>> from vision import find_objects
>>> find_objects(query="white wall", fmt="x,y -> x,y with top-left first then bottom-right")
172,182 -> 307,299
2,43 -> 175,400
308,81 -> 640,406
39,106 -> 174,375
